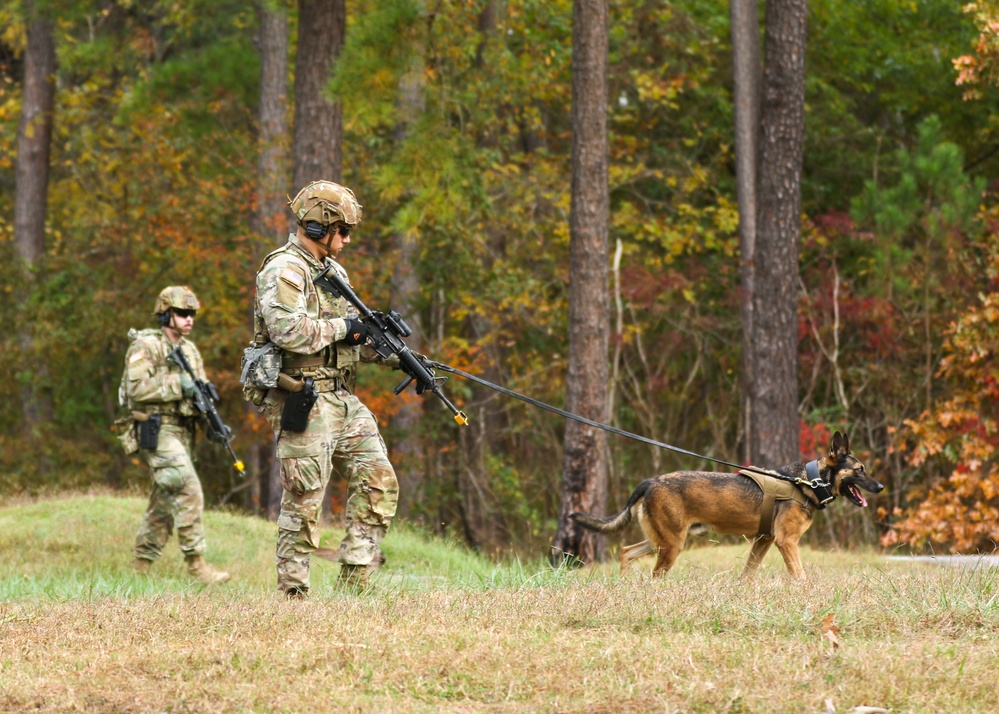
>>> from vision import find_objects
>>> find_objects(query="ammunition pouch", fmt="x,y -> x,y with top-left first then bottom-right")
281,378 -> 319,433
243,383 -> 268,407
113,415 -> 139,455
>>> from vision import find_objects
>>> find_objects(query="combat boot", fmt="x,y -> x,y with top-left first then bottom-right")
185,555 -> 230,585
133,558 -> 152,575
337,563 -> 371,592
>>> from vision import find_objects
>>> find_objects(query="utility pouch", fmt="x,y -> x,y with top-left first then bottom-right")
137,414 -> 162,450
281,378 -> 318,433
240,341 -> 282,389
242,383 -> 268,406
113,415 -> 139,455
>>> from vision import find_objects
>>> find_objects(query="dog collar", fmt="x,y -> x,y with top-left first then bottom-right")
800,460 -> 835,509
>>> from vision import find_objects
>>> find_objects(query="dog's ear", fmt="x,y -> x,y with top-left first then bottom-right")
829,431 -> 849,462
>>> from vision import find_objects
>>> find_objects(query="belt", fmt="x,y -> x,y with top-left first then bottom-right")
132,412 -> 195,429
132,410 -> 192,427
159,414 -> 195,428
282,352 -> 328,369
314,377 -> 348,394
275,373 -> 350,394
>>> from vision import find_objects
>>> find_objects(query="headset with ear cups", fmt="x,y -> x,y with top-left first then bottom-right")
157,309 -> 172,327
304,221 -> 330,240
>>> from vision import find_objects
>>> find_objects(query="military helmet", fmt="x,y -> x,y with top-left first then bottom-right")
288,180 -> 363,227
153,286 -> 201,315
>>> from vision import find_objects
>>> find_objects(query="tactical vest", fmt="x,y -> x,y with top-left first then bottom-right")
737,469 -> 816,538
253,240 -> 361,389
118,328 -> 201,419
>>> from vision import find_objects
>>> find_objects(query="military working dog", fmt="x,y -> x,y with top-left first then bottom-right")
570,432 -> 883,579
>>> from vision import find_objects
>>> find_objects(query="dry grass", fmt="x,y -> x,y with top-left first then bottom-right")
1,495 -> 997,713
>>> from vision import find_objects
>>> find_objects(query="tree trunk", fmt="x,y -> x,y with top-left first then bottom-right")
291,0 -> 345,196
750,0 -> 807,467
253,0 -> 290,516
550,0 -> 610,567
14,1 -> 56,434
730,0 -> 762,465
256,1 -> 290,244
290,0 -> 346,519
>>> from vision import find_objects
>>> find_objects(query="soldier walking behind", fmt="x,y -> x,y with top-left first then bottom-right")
117,286 -> 230,585
245,180 -> 399,598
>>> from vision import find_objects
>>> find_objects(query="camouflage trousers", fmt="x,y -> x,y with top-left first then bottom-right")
134,424 -> 206,561
264,388 -> 398,593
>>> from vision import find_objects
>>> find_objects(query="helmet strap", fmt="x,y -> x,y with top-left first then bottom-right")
161,310 -> 186,344
301,221 -> 340,258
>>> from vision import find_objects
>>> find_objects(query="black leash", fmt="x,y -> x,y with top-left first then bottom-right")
430,361 -> 782,480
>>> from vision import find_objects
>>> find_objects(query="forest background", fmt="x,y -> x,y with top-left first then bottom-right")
1,0 -> 998,559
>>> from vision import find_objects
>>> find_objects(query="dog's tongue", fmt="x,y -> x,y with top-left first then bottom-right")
850,485 -> 867,507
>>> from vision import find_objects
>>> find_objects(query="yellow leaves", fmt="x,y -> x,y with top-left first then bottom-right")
630,69 -> 685,110
0,9 -> 25,56
937,409 -> 974,427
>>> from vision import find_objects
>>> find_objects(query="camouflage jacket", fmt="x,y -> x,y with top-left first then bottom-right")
119,328 -> 207,417
254,235 -> 390,385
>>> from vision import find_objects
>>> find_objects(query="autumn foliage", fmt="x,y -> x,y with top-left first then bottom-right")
2,0 -> 999,554
883,222 -> 999,553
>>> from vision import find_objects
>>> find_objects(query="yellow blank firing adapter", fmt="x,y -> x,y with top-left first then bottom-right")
234,460 -> 246,473
455,411 -> 469,426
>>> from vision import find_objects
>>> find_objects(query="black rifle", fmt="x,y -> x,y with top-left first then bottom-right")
168,345 -> 247,475
314,265 -> 468,426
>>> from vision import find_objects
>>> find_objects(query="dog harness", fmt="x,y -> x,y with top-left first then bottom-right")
738,469 -> 817,538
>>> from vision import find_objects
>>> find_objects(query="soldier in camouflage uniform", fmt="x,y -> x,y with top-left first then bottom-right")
250,180 -> 399,597
119,286 -> 230,585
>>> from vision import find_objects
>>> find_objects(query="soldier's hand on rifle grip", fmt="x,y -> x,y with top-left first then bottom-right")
342,317 -> 369,346
179,372 -> 197,398
208,424 -> 233,444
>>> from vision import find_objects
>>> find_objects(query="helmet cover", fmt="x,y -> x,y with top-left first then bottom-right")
288,180 -> 363,227
153,286 -> 201,315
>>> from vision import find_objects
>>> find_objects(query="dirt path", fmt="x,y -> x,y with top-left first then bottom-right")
886,555 -> 999,569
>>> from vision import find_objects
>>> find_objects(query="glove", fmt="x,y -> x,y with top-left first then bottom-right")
179,372 -> 197,398
342,317 -> 369,346
208,424 -> 233,444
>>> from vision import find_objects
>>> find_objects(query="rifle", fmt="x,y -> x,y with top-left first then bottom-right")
313,265 -> 468,426
168,345 -> 247,475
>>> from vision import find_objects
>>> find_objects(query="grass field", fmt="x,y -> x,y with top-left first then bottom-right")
1,493 -> 997,713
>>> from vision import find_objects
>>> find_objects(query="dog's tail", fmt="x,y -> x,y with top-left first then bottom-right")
569,479 -> 653,535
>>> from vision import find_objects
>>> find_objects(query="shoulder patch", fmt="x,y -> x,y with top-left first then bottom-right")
129,351 -> 146,364
279,268 -> 306,290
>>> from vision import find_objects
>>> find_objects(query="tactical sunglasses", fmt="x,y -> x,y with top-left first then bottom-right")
173,309 -> 197,318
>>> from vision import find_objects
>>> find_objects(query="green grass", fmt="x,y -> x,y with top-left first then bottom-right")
0,492 -> 525,600
1,494 -> 998,713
